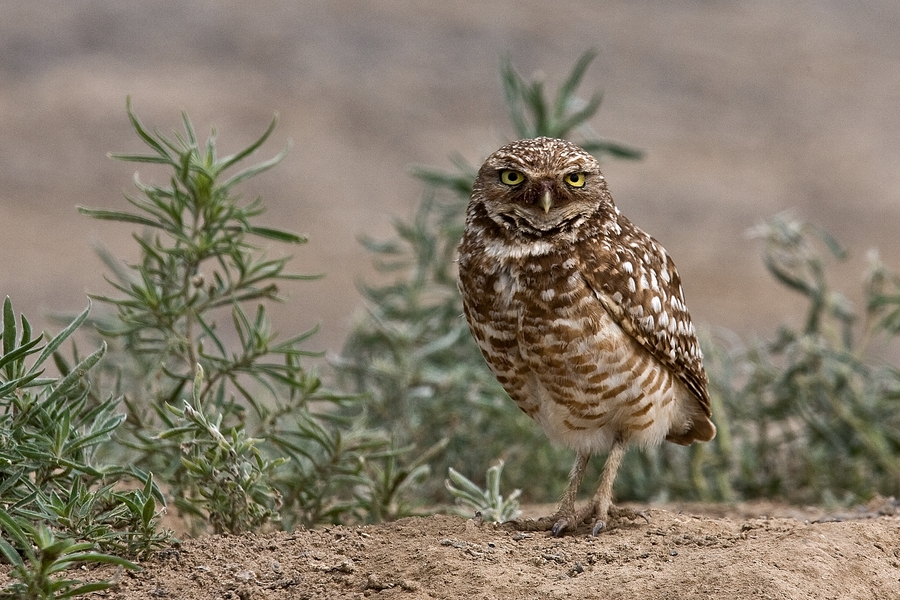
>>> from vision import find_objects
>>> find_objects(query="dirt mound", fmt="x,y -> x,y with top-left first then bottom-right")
33,505 -> 898,599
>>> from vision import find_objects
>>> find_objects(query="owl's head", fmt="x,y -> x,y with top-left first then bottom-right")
471,137 -> 615,237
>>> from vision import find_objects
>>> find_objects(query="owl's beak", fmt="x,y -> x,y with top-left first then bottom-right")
540,190 -> 553,214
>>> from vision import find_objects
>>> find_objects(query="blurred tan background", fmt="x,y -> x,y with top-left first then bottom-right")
1,0 -> 898,355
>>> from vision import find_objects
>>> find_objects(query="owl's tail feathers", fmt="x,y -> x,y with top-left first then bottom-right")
665,416 -> 716,446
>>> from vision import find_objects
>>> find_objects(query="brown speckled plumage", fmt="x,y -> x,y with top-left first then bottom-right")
457,137 -> 715,535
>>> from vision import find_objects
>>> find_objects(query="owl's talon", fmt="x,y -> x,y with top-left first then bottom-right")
591,520 -> 606,536
551,519 -> 570,537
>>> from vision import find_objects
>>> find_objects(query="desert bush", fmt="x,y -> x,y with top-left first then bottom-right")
0,297 -> 163,598
704,215 -> 900,503
78,101 -> 403,532
0,512 -> 138,600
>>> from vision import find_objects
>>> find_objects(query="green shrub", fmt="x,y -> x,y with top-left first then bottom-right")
79,100 -> 398,532
0,511 -> 138,600
616,214 -> 900,506
0,297 -> 162,598
703,215 -> 900,504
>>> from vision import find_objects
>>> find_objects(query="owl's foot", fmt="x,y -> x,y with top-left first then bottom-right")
587,504 -> 650,536
548,502 -> 626,536
505,509 -> 586,536
507,504 -> 649,537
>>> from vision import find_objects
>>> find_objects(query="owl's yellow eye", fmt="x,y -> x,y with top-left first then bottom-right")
500,169 -> 525,186
564,172 -> 586,188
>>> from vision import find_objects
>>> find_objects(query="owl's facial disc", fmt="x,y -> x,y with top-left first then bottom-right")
491,178 -> 592,234
475,137 -> 609,236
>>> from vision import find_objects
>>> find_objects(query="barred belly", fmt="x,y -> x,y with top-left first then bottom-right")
517,308 -> 695,453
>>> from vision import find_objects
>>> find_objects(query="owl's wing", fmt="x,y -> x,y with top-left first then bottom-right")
576,217 -> 711,417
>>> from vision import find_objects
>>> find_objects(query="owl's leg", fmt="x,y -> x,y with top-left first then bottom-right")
578,436 -> 648,535
548,450 -> 592,536
508,450 -> 591,535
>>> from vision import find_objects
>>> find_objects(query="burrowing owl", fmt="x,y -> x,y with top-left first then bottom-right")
457,137 -> 715,536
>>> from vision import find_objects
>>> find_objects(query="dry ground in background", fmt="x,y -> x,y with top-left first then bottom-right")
3,503 -> 899,599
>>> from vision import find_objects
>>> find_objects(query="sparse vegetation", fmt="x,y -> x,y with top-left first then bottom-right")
703,215 -> 900,504
0,297 -> 163,599
78,100 -> 400,533
445,462 -> 522,523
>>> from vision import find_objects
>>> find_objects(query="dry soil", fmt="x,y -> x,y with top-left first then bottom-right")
5,503 -> 898,600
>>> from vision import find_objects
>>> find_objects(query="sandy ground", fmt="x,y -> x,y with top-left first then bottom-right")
4,503 -> 898,599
